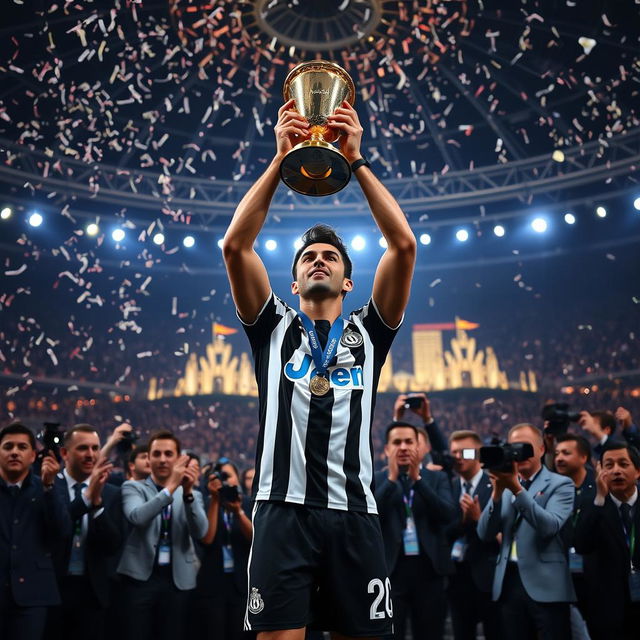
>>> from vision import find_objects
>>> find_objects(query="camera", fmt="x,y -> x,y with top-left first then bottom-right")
209,468 -> 240,503
541,403 -> 581,436
403,395 -> 424,410
479,441 -> 534,472
37,422 -> 64,458
116,428 -> 140,455
432,449 -> 477,476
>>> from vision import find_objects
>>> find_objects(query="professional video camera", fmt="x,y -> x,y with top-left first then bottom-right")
479,439 -> 534,472
36,421 -> 64,459
115,428 -> 140,455
541,403 -> 582,436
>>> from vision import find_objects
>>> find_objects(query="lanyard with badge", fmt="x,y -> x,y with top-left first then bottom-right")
68,515 -> 85,574
451,483 -> 472,562
158,504 -> 172,566
402,488 -> 419,556
298,312 -> 343,396
222,510 -> 235,573
568,488 -> 584,573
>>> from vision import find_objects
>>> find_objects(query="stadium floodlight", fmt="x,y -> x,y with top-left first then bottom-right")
531,217 -> 548,233
634,197 -> 640,212
0,206 -> 12,220
493,225 -> 505,237
264,239 -> 278,251
28,212 -> 43,227
351,235 -> 366,251
183,235 -> 195,248
564,213 -> 576,225
152,232 -> 165,245
379,237 -> 388,248
455,228 -> 469,242
86,223 -> 100,236
294,237 -> 304,250
111,228 -> 125,242
596,206 -> 607,218
419,233 -> 431,246
217,238 -> 224,249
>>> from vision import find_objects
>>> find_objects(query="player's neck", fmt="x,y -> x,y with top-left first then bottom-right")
299,296 -> 343,322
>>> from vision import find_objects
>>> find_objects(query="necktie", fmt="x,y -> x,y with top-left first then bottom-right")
8,485 -> 20,498
620,503 -> 633,537
73,482 -> 87,501
521,478 -> 532,491
463,482 -> 473,496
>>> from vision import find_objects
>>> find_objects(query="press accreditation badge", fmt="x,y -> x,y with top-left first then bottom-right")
568,547 -> 584,573
222,545 -> 235,573
403,516 -> 419,556
451,538 -> 468,562
629,571 -> 640,602
158,543 -> 171,566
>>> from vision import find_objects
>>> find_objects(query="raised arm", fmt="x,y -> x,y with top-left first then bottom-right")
328,102 -> 416,328
222,99 -> 310,323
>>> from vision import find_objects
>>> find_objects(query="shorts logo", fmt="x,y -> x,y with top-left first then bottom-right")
248,587 -> 264,614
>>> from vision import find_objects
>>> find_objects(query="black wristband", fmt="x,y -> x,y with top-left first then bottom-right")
351,157 -> 370,172
184,492 -> 195,504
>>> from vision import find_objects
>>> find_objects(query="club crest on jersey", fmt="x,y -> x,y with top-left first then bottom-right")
248,587 -> 264,614
340,329 -> 364,348
284,354 -> 364,389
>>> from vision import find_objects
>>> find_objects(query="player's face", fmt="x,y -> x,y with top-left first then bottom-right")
292,243 -> 352,300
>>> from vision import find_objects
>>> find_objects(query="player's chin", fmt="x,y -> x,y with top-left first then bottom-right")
303,282 -> 334,298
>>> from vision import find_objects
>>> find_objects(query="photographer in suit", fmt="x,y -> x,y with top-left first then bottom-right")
50,424 -> 123,640
117,429 -> 208,640
446,430 -> 502,640
478,423 -> 575,640
0,422 -> 71,640
574,442 -> 640,639
191,457 -> 254,640
375,422 -> 456,640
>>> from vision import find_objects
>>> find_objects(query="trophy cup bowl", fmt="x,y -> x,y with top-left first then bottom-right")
280,60 -> 356,197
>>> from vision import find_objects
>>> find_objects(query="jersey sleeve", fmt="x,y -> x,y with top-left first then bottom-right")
352,297 -> 402,358
237,291 -> 290,352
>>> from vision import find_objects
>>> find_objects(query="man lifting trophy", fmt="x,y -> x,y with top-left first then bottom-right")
223,58 -> 417,638
280,60 -> 356,196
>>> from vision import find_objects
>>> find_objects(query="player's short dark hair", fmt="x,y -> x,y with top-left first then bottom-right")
148,430 -> 181,454
128,444 -> 149,465
556,433 -> 592,460
0,422 -> 36,449
385,421 -> 419,443
291,224 -> 353,280
591,411 -> 616,436
63,424 -> 98,447
600,441 -> 640,469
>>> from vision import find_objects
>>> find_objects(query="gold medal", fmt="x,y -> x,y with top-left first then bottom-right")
309,375 -> 330,396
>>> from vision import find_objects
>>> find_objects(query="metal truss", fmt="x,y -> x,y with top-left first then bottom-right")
1,129 -> 639,224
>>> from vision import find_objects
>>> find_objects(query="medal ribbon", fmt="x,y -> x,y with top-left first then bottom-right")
298,312 -> 344,379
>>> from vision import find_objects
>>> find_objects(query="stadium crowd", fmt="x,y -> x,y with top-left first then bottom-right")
2,390 -> 640,640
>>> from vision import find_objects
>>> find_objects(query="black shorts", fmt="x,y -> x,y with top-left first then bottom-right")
244,501 -> 393,636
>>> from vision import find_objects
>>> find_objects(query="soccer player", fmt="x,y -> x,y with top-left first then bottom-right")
222,98 -> 416,639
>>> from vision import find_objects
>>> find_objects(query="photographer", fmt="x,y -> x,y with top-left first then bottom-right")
100,423 -> 140,485
393,393 -> 447,464
0,422 -> 71,640
375,422 -> 456,640
574,442 -> 640,639
191,457 -> 253,640
477,423 -> 575,640
445,430 -> 502,640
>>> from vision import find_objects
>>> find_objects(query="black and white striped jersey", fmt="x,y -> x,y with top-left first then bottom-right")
239,291 -> 400,514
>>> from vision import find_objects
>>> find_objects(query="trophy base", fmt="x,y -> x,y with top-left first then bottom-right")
280,141 -> 351,197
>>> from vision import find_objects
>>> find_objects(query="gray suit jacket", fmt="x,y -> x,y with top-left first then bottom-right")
117,477 -> 208,590
477,464 -> 576,603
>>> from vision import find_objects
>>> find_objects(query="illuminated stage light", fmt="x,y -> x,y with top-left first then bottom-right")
493,225 -> 505,237
183,235 -> 195,248
596,206 -> 607,218
531,218 -> 548,233
152,232 -> 165,245
111,228 -> 125,242
28,212 -> 43,227
552,150 -> 565,163
419,233 -> 431,246
634,197 -> 640,211
351,235 -> 366,251
564,213 -> 576,225
86,223 -> 100,236
1,206 -> 12,220
217,238 -> 224,249
455,228 -> 469,242
379,237 -> 388,248
264,239 -> 278,251
294,238 -> 304,250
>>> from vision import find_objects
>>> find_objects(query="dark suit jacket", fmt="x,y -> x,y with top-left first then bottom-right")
375,468 -> 456,576
574,494 -> 640,635
0,472 -> 72,606
445,471 -> 498,593
53,475 -> 123,608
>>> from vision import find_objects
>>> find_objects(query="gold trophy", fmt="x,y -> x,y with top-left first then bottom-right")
280,60 -> 356,197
